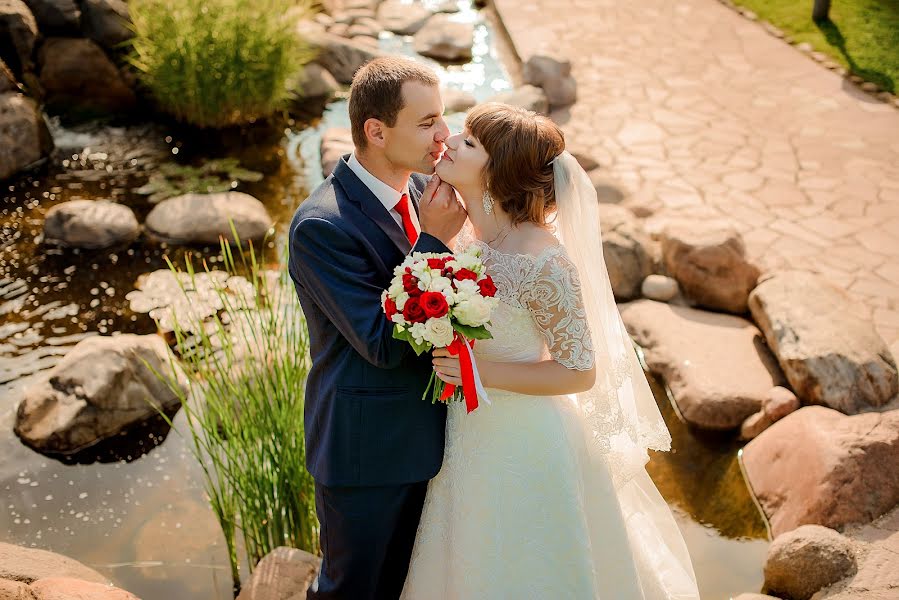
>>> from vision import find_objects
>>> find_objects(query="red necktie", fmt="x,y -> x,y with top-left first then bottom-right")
394,193 -> 419,245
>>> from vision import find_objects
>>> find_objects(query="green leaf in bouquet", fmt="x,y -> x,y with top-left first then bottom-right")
452,322 -> 494,341
392,325 -> 432,355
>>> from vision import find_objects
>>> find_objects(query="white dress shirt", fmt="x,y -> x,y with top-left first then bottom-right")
347,153 -> 421,235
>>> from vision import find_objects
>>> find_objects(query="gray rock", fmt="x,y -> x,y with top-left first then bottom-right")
320,127 -> 354,177
486,84 -> 549,114
749,270 -> 898,414
15,333 -> 187,454
145,191 -> 273,245
300,23 -> 387,84
620,299 -> 787,430
80,0 -> 131,49
0,0 -> 39,77
599,204 -> 654,301
661,221 -> 761,313
522,53 -> 577,108
22,0 -> 80,33
413,14 -> 473,62
289,62 -> 340,102
641,274 -> 678,302
235,546 -> 321,600
441,86 -> 476,113
765,525 -> 857,600
377,0 -> 432,35
0,91 -> 53,180
37,37 -> 136,116
43,199 -> 139,248
0,541 -> 109,584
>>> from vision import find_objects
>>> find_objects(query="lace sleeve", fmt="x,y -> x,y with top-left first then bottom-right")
523,248 -> 596,370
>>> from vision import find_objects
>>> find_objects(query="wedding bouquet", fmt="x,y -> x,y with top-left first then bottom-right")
381,246 -> 498,412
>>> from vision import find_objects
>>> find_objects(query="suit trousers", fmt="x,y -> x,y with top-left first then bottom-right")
307,480 -> 429,600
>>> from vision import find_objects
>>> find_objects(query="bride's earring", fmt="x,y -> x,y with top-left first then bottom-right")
482,189 -> 494,215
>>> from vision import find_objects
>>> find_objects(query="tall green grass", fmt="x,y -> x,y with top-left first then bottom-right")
127,0 -> 317,128
146,229 -> 317,591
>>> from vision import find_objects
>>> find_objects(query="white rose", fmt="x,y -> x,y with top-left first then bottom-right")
423,317 -> 455,348
453,295 -> 493,327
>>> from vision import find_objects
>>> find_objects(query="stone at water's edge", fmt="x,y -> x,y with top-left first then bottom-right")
441,87 -> 476,113
522,54 -> 577,108
660,220 -> 761,314
22,0 -> 80,35
236,546 -> 320,600
376,0 -> 433,36
320,127 -> 354,178
0,91 -> 53,180
0,542 -> 109,585
598,204 -> 655,301
144,191 -> 273,245
30,577 -> 140,599
486,85 -> 549,115
37,37 -> 136,116
289,62 -> 340,103
619,299 -> 787,430
733,595 -> 781,600
764,525 -> 857,600
300,24 -> 387,84
749,270 -> 899,414
14,333 -> 187,455
742,405 -> 899,537
413,14 -> 473,62
0,1 -> 38,77
80,0 -> 132,50
42,199 -> 139,249
739,386 -> 800,441
641,274 -> 679,302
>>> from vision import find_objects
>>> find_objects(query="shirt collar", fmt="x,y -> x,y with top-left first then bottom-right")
347,152 -> 410,212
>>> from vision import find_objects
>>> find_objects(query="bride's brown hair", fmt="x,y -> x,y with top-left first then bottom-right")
465,102 -> 565,227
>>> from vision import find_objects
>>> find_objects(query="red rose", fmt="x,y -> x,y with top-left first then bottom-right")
478,276 -> 497,298
402,273 -> 420,294
427,258 -> 446,270
402,297 -> 427,323
384,296 -> 398,320
454,268 -> 478,281
419,291 -> 449,319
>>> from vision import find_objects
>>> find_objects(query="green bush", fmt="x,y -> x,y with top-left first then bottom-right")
127,0 -> 317,128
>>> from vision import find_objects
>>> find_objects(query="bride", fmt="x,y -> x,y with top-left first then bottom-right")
400,103 -> 701,599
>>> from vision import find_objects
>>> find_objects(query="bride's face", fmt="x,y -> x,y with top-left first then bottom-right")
435,129 -> 489,193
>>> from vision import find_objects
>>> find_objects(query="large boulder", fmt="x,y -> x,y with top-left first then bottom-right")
144,191 -> 273,245
22,0 -> 79,34
80,0 -> 131,49
742,405 -> 899,536
37,37 -> 136,116
30,577 -> 139,599
764,525 -> 857,600
0,542 -> 109,584
619,299 -> 787,430
376,0 -> 432,35
486,84 -> 548,115
235,546 -> 321,600
522,54 -> 577,108
300,24 -> 387,84
598,204 -> 654,301
660,221 -> 761,313
749,270 -> 898,414
441,86 -> 476,113
14,334 -> 187,454
0,0 -> 39,77
42,199 -> 139,248
413,14 -> 472,62
0,91 -> 53,180
289,62 -> 340,103
320,127 -> 353,178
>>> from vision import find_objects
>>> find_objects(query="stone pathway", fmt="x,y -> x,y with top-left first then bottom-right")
493,0 -> 899,356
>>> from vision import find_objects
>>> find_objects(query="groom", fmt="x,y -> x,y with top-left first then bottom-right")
287,56 -> 466,599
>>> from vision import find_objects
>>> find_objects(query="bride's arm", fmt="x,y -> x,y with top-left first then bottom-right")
433,355 -> 596,395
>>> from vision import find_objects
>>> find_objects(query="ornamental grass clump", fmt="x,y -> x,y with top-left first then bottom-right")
127,0 -> 316,127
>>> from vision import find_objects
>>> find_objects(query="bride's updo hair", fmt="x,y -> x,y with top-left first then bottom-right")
465,102 -> 565,227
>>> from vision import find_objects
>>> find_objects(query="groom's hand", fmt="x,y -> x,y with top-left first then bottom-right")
419,175 -> 467,247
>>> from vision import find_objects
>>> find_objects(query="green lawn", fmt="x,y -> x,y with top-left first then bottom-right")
730,0 -> 899,93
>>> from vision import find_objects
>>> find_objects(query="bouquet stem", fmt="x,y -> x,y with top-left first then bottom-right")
423,370 -> 464,404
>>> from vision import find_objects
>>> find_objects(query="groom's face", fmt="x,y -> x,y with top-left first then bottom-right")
382,81 -> 449,175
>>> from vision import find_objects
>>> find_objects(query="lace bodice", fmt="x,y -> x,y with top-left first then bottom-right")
456,235 -> 595,371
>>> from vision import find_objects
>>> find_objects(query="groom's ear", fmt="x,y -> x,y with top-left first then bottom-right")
363,118 -> 387,149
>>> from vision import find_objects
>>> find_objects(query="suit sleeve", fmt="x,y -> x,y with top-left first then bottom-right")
291,217 -> 449,369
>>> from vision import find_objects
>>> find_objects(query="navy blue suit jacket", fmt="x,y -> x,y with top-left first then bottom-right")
287,155 -> 449,487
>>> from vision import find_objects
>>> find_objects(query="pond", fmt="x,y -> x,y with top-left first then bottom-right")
0,1 -> 769,598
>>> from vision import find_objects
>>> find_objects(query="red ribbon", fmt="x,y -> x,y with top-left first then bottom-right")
439,333 -> 479,413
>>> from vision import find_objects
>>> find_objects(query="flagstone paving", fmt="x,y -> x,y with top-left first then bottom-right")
493,0 -> 899,356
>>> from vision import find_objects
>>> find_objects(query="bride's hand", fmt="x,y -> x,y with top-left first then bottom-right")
432,348 -> 462,387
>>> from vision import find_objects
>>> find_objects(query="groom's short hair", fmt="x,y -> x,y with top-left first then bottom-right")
349,56 -> 440,150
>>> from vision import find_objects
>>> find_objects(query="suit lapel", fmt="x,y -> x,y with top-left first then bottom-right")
333,155 -> 411,254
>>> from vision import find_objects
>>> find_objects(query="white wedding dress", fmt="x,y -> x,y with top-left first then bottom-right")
400,234 -> 701,599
